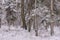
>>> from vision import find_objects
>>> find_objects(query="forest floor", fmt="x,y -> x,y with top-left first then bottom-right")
0,25 -> 60,40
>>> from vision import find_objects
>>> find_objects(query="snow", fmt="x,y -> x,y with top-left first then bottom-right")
0,0 -> 60,40
0,26 -> 60,40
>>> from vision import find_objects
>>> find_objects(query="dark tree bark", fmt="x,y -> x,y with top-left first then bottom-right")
21,0 -> 27,30
27,0 -> 34,32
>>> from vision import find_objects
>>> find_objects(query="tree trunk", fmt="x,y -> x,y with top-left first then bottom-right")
50,22 -> 54,35
21,0 -> 27,30
28,0 -> 31,32
28,0 -> 34,32
35,30 -> 38,36
0,18 -> 1,28
50,0 -> 54,36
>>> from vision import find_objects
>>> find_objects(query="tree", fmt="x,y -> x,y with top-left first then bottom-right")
21,0 -> 27,30
28,0 -> 32,32
50,0 -> 54,36
0,18 -> 1,28
35,0 -> 38,36
6,6 -> 17,30
0,7 -> 2,28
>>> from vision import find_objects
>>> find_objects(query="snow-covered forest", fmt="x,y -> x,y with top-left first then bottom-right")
0,0 -> 60,40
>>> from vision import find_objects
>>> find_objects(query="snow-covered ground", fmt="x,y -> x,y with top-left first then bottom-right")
0,26 -> 60,40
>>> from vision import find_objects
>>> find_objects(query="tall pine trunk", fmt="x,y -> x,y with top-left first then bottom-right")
21,0 -> 27,30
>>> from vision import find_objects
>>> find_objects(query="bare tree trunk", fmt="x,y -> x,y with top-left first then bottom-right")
21,0 -> 27,30
33,16 -> 35,29
35,0 -> 38,36
28,19 -> 31,32
28,0 -> 31,32
0,18 -> 1,28
32,0 -> 35,30
35,29 -> 38,36
50,22 -> 54,35
35,15 -> 39,36
28,0 -> 35,32
50,0 -> 54,36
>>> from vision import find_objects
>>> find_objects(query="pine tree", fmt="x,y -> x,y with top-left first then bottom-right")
6,6 -> 17,30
